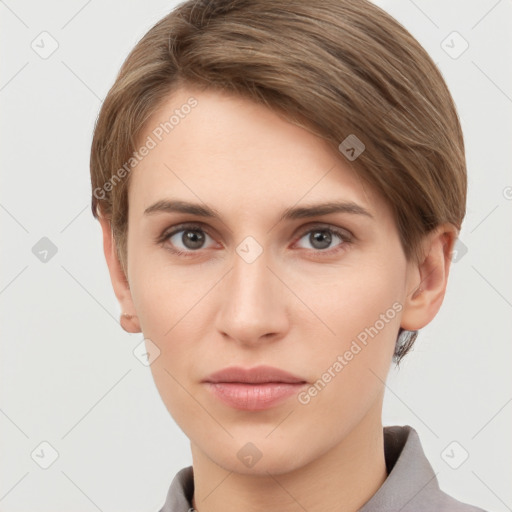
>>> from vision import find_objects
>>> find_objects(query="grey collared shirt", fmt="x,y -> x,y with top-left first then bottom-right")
159,425 -> 488,512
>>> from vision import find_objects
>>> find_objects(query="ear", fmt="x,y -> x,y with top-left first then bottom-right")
98,215 -> 141,334
400,223 -> 458,331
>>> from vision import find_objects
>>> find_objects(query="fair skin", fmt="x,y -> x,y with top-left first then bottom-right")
99,86 -> 456,512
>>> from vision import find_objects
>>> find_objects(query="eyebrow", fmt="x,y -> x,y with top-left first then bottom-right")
144,199 -> 374,221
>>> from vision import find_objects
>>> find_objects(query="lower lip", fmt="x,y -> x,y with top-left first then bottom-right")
204,382 -> 306,410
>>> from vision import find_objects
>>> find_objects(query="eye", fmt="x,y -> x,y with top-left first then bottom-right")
294,224 -> 352,254
158,223 -> 216,256
157,222 -> 353,257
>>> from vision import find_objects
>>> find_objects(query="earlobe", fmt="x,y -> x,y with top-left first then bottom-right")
98,215 -> 141,334
400,224 -> 457,332
120,312 -> 141,334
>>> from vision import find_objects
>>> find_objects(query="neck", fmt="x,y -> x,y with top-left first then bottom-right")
190,407 -> 387,512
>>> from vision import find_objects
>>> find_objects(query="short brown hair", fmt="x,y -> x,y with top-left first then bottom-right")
90,0 -> 466,361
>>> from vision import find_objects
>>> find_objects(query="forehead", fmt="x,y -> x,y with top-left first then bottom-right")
128,86 -> 388,221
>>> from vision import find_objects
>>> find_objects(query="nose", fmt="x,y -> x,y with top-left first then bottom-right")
215,246 -> 290,347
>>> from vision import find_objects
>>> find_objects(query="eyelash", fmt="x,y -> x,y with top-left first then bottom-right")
157,222 -> 353,258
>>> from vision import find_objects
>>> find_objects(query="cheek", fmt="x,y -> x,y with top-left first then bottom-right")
131,267 -> 209,431
127,248 -> 214,395
291,269 -> 402,443
298,261 -> 403,399
307,260 -> 403,345
127,233 -> 194,337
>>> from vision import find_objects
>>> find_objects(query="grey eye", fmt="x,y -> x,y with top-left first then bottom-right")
168,229 -> 213,251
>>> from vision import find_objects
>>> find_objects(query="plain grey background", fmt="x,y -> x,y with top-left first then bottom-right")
1,1 -> 511,511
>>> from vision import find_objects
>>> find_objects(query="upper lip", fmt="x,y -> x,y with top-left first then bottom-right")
203,365 -> 306,384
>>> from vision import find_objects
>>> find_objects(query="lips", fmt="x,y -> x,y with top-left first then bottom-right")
203,365 -> 307,385
202,365 -> 307,411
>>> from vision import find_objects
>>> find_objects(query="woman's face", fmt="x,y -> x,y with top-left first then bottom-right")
123,86 -> 417,474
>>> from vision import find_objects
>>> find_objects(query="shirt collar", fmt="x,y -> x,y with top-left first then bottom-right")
359,425 -> 440,511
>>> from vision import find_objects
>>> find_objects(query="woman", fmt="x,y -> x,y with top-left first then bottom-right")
90,0 -> 487,510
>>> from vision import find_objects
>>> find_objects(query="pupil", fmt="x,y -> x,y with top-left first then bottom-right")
312,230 -> 331,249
184,230 -> 204,249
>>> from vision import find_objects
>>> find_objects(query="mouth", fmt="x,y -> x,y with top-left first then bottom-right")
202,365 -> 307,411
203,365 -> 306,384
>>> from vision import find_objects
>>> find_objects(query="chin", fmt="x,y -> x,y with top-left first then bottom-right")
199,435 -> 315,476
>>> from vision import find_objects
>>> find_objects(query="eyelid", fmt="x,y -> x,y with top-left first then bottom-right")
159,220 -> 354,239
156,221 -> 218,245
294,221 -> 354,241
